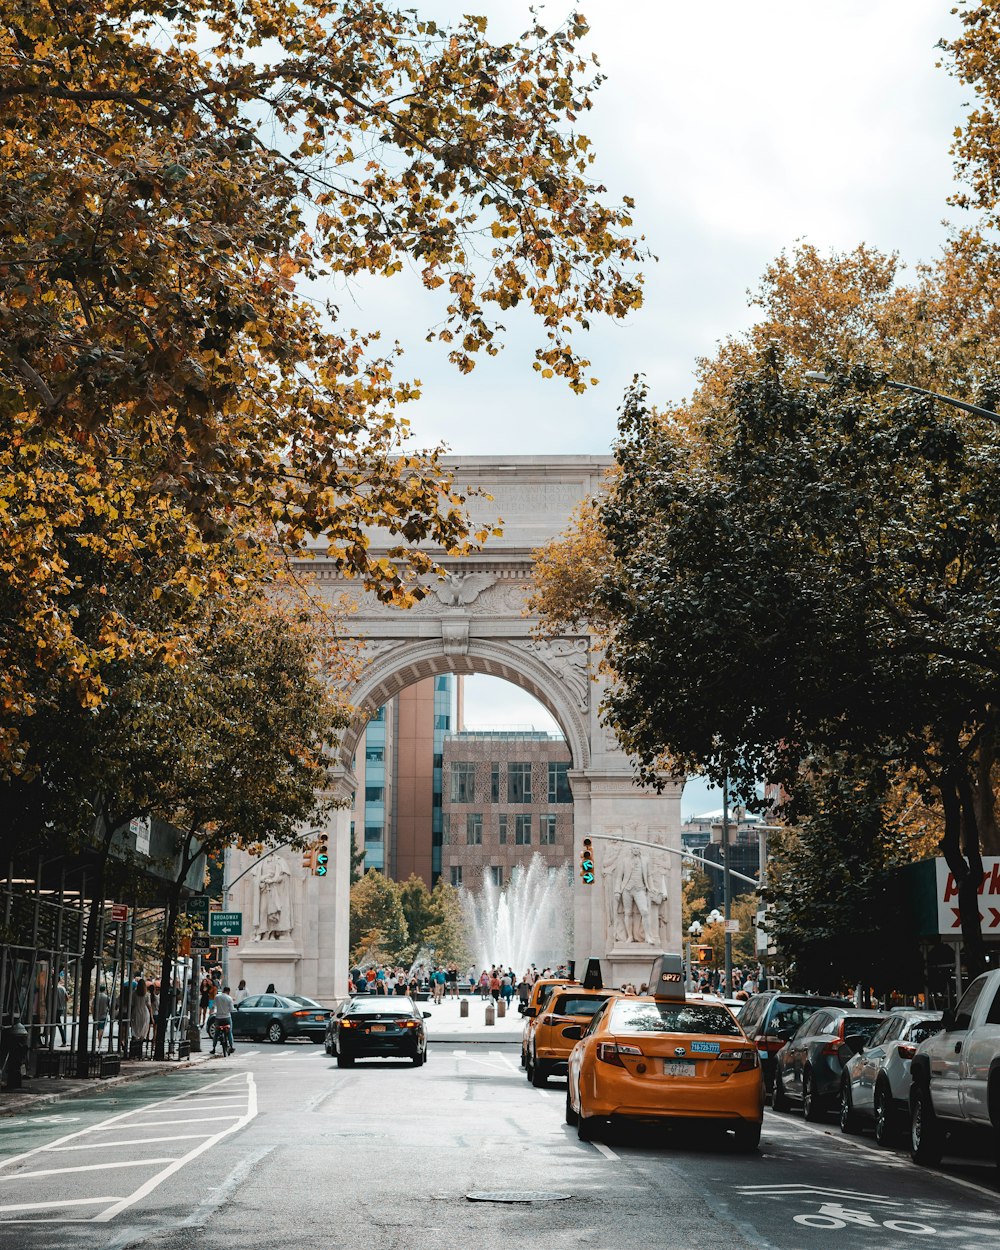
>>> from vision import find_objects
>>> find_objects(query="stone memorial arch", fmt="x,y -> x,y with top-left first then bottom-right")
230,457 -> 683,1000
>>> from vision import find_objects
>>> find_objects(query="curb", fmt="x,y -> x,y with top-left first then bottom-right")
0,1051 -> 213,1117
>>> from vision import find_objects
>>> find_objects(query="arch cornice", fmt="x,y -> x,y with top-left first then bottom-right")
340,636 -> 592,771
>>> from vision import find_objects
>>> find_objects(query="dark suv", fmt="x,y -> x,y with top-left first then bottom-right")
738,991 -> 853,1096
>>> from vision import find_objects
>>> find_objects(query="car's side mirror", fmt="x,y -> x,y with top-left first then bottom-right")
562,1025 -> 583,1041
522,1006 -> 536,1018
422,1011 -> 431,1019
843,1033 -> 867,1055
941,1009 -> 956,1032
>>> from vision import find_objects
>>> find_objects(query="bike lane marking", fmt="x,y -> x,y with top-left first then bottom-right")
0,1072 -> 257,1222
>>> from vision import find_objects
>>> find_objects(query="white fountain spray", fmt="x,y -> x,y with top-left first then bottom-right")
462,854 -> 572,972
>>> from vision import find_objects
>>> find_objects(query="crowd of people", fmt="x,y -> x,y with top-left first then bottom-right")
348,963 -> 572,1006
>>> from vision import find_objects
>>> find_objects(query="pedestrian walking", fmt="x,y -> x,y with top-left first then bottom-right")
51,974 -> 67,1047
129,978 -> 152,1053
93,985 -> 110,1046
234,979 -> 249,1004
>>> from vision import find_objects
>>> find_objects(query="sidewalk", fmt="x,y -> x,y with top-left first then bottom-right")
424,994 -> 523,1044
0,1047 -> 213,1118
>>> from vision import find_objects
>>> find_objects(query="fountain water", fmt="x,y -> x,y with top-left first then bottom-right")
462,854 -> 572,972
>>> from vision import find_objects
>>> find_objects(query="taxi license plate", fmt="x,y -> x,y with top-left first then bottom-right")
662,1060 -> 696,1077
370,1024 -> 386,1032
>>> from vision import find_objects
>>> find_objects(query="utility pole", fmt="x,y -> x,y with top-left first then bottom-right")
722,775 -> 733,997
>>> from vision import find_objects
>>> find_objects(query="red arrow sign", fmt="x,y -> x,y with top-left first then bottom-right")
989,907 -> 1000,929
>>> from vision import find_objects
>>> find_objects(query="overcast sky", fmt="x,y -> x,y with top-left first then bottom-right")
350,3 -> 970,814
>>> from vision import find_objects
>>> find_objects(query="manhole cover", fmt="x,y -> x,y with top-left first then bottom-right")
465,1191 -> 572,1204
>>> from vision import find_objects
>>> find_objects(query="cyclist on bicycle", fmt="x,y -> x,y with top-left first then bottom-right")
210,986 -> 235,1056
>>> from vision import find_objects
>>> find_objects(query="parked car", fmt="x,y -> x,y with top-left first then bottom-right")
328,995 -> 431,1067
565,995 -> 764,1149
773,1006 -> 889,1120
910,969 -> 1000,1171
737,991 -> 854,1095
839,1010 -> 943,1144
208,993 -> 333,1044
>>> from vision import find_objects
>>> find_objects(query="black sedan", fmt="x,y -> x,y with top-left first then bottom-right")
208,993 -> 333,1045
327,996 -> 431,1067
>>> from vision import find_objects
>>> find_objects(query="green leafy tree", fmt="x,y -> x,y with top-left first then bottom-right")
424,880 -> 471,967
398,875 -> 437,956
765,759 -> 926,997
349,870 -> 409,965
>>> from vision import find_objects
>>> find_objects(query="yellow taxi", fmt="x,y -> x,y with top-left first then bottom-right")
526,987 -> 619,1087
520,977 -> 576,1069
565,958 -> 764,1150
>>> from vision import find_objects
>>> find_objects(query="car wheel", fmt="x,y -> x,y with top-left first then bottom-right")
324,1039 -> 333,1056
337,1053 -> 354,1068
206,1020 -> 216,1041
772,1071 -> 790,1112
577,1100 -> 601,1142
520,1046 -> 527,1069
565,1087 -> 579,1126
525,1051 -> 535,1084
732,1121 -> 762,1152
839,1080 -> 860,1134
911,1083 -> 944,1165
267,1021 -> 286,1044
873,1083 -> 894,1147
803,1071 -> 824,1122
411,1050 -> 424,1067
531,1058 -> 549,1088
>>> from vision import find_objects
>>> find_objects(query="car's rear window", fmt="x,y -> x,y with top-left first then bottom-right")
611,1001 -> 743,1037
843,1016 -> 887,1043
769,1000 -> 848,1032
908,1020 -> 944,1045
552,994 -> 612,1018
348,999 -> 415,1016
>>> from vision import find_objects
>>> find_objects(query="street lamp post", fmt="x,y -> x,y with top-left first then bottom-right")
722,777 -> 733,998
804,371 -> 1000,425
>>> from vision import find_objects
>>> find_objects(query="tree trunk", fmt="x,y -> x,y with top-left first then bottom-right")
958,775 -> 987,980
972,716 -> 999,856
938,775 -> 984,984
74,820 -> 115,1079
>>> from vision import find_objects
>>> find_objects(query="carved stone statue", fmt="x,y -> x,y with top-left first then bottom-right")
616,845 -> 659,945
253,854 -> 294,940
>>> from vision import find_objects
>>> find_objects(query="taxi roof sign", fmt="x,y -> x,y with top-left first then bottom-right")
648,953 -> 686,1002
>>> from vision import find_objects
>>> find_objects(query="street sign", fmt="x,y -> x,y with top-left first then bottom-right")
724,918 -> 740,934
935,857 -> 1000,934
191,932 -> 212,954
226,936 -> 240,948
185,897 -> 210,919
209,911 -> 243,937
178,936 -> 192,956
109,903 -> 128,923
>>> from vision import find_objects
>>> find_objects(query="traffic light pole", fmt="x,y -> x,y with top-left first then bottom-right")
722,776 -> 733,998
586,834 -> 758,885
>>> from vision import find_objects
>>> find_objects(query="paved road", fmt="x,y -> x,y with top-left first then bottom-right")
0,1043 -> 995,1249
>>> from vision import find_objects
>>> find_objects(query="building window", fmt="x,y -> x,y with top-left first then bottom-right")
365,746 -> 384,763
540,814 -> 557,845
371,706 -> 385,722
515,814 -> 532,845
498,814 -> 508,845
466,813 -> 483,845
548,762 -> 572,803
364,785 -> 384,803
491,763 -> 501,802
489,865 -> 503,887
364,825 -> 383,843
434,713 -> 450,730
450,865 -> 463,886
451,762 -> 476,803
508,762 -> 532,804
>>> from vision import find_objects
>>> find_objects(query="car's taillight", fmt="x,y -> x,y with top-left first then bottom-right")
821,1039 -> 841,1056
402,1020 -> 418,1028
759,1036 -> 787,1053
898,1043 -> 916,1060
292,1010 -> 309,1017
597,1042 -> 641,1065
727,1049 -> 759,1072
340,1020 -> 354,1028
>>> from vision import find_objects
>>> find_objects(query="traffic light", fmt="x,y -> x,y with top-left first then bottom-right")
301,842 -> 318,872
692,944 -> 713,964
579,838 -> 595,885
315,833 -> 329,877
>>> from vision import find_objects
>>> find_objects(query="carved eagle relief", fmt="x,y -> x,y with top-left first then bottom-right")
430,573 -> 496,607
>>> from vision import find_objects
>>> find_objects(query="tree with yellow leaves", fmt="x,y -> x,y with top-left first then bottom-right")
0,0 -> 645,770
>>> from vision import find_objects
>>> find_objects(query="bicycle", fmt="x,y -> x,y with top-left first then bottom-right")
213,1020 -> 234,1057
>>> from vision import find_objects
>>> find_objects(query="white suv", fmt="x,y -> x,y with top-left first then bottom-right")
840,1010 -> 943,1145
